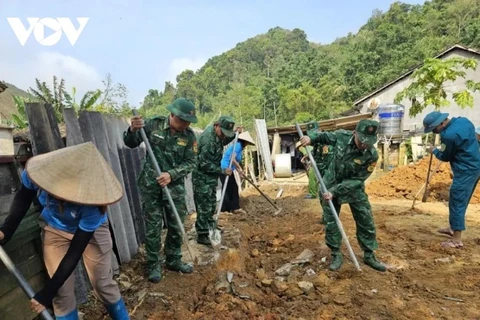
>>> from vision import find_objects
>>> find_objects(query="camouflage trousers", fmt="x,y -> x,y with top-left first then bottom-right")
193,181 -> 217,237
307,167 -> 318,198
141,190 -> 187,270
321,197 -> 378,252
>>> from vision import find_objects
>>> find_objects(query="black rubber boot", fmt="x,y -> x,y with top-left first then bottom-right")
166,260 -> 194,273
329,251 -> 343,271
197,235 -> 212,246
364,252 -> 387,272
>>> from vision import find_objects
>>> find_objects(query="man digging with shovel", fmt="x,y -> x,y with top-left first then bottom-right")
423,111 -> 480,248
300,119 -> 386,272
193,115 -> 240,246
124,98 -> 198,283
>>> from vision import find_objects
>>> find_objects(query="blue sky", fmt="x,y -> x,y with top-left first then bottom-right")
0,0 -> 426,107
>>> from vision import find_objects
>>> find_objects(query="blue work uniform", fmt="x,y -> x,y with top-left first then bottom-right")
21,170 -> 106,233
433,117 -> 480,231
221,142 -> 243,171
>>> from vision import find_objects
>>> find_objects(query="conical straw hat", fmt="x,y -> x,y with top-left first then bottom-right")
25,142 -> 123,206
239,131 -> 255,145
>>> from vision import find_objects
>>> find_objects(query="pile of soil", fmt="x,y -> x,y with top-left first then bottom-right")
367,157 -> 480,204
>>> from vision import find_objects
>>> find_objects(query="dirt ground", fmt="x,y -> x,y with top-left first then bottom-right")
80,179 -> 480,320
367,157 -> 480,204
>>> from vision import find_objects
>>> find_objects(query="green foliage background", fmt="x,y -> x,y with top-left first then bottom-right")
139,0 -> 480,129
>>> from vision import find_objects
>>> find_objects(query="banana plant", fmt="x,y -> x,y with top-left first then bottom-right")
11,95 -> 29,129
65,87 -> 103,111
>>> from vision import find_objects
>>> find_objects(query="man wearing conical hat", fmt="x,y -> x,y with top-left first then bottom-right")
0,142 -> 129,319
192,115 -> 242,246
219,131 -> 256,215
124,98 -> 198,283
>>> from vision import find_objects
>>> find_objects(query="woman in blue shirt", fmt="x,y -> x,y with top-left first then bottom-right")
0,142 -> 129,320
220,131 -> 255,213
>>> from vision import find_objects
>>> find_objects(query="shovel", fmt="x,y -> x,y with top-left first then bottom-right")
0,245 -> 54,320
295,123 -> 361,271
412,160 -> 442,209
210,132 -> 240,249
422,152 -> 434,203
243,175 -> 283,215
131,110 -> 197,264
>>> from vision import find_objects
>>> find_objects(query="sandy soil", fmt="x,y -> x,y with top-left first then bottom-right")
80,181 -> 480,320
366,157 -> 480,204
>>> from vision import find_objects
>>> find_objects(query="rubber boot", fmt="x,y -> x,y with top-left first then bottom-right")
148,263 -> 162,283
363,251 -> 386,272
105,298 -> 130,320
197,234 -> 212,246
56,309 -> 79,320
329,251 -> 343,271
166,259 -> 194,273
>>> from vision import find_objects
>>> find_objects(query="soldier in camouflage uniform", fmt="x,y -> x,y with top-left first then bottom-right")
124,98 -> 198,283
193,116 -> 237,246
300,119 -> 386,272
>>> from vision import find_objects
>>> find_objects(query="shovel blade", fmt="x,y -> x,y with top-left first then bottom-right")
209,228 -> 222,249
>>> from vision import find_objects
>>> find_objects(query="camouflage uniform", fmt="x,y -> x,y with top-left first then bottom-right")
193,116 -> 235,245
308,119 -> 385,272
123,98 -> 198,282
304,121 -> 335,199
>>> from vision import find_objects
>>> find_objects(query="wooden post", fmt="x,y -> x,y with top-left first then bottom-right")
398,141 -> 406,166
383,141 -> 390,172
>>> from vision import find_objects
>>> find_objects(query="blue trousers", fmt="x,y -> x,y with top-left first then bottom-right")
449,171 -> 480,231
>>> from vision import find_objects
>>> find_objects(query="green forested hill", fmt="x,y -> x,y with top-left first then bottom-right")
141,0 -> 480,129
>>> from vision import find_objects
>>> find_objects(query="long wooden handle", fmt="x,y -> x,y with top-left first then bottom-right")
422,153 -> 434,202
243,175 -> 279,210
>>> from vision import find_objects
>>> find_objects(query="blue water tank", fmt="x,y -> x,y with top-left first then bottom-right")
378,104 -> 405,135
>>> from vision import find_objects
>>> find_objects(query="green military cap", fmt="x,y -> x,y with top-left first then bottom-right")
216,115 -> 235,138
166,98 -> 198,123
306,121 -> 319,131
356,119 -> 379,145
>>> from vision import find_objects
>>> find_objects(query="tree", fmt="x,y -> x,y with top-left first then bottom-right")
65,87 -> 102,111
10,95 -> 33,128
394,57 -> 480,117
28,76 -> 66,121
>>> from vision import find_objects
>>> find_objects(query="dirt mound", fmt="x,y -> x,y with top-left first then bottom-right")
367,157 -> 480,204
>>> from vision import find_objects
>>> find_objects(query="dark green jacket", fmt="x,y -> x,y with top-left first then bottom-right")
193,124 -> 234,186
309,129 -> 378,204
307,128 -> 334,176
123,116 -> 197,199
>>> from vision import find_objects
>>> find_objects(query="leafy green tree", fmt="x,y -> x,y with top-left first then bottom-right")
10,95 -> 34,128
394,57 -> 480,117
28,76 -> 66,121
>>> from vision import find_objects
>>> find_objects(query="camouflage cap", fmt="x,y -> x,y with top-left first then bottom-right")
166,98 -> 198,123
355,119 -> 379,145
217,115 -> 235,138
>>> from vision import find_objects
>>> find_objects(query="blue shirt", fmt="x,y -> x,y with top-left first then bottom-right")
221,142 -> 243,171
433,117 -> 480,175
21,170 -> 107,233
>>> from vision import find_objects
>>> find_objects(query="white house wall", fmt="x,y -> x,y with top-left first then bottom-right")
357,48 -> 480,132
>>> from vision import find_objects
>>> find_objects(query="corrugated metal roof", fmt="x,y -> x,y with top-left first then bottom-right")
266,113 -> 371,135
